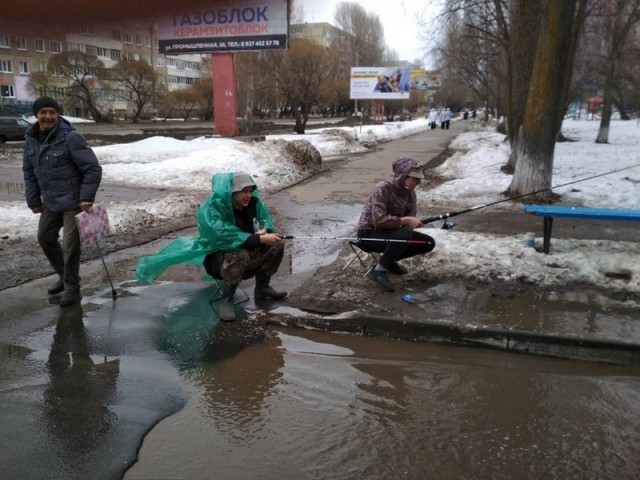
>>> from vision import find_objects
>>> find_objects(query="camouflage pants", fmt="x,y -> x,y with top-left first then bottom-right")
204,243 -> 285,286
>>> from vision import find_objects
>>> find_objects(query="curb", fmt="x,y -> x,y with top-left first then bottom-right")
268,312 -> 640,366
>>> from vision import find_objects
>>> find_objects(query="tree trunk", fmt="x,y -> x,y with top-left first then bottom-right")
505,0 -> 542,172
507,0 -> 579,201
596,0 -> 637,143
294,107 -> 304,134
595,63 -> 616,144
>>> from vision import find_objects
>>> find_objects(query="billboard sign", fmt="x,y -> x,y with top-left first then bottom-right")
157,0 -> 289,54
350,66 -> 411,100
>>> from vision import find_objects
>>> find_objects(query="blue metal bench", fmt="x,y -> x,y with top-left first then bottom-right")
523,205 -> 640,254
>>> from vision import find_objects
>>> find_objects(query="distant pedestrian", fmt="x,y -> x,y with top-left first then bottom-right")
463,109 -> 469,120
441,107 -> 452,130
23,96 -> 102,307
428,108 -> 438,130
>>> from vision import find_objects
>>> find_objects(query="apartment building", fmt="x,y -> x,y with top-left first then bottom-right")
289,22 -> 345,49
0,19 -> 209,117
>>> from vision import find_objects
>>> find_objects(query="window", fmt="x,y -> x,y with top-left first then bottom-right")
110,49 -> 121,60
36,62 -> 47,72
19,61 -> 28,74
81,25 -> 95,35
16,37 -> 27,50
0,35 -> 9,48
123,33 -> 132,44
112,30 -> 121,41
96,47 -> 108,57
85,45 -> 97,56
0,85 -> 16,97
35,38 -> 45,52
168,75 -> 195,85
49,41 -> 62,53
135,35 -> 142,46
0,59 -> 12,73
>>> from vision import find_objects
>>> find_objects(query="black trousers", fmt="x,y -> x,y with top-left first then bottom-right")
357,226 -> 435,269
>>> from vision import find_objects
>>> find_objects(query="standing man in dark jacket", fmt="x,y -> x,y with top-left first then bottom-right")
23,96 -> 102,306
356,156 -> 436,292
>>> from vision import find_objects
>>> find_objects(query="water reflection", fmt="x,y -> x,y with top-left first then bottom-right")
43,304 -> 120,455
129,329 -> 640,480
197,334 -> 284,436
155,286 -> 268,367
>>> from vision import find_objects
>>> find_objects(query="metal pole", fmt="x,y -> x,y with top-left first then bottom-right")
96,241 -> 117,299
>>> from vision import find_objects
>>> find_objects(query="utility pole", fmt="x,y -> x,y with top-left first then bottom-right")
149,23 -> 157,118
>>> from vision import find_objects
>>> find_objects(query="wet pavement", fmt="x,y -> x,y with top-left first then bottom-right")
2,119 -> 640,478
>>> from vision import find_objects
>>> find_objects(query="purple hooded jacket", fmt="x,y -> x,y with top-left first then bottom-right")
357,156 -> 420,231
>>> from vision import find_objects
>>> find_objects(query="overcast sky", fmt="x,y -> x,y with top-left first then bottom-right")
299,0 -> 441,67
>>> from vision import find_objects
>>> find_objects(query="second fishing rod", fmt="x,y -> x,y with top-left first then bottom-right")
420,162 -> 640,226
278,163 -> 640,241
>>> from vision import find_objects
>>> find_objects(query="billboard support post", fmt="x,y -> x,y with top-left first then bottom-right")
212,53 -> 238,137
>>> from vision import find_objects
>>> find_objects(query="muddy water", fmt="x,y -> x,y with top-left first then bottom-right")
126,328 -> 640,480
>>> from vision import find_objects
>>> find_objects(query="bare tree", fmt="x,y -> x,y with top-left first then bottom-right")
333,2 -> 386,66
111,59 -> 156,123
595,0 -> 640,143
257,39 -> 338,133
31,51 -> 107,121
434,5 -> 506,120
166,89 -> 200,121
191,77 -> 213,121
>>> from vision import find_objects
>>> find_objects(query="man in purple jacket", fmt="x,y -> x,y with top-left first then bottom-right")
23,96 -> 102,306
356,156 -> 435,292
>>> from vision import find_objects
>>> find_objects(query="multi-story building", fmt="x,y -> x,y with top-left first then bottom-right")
289,22 -> 346,49
0,19 -> 209,117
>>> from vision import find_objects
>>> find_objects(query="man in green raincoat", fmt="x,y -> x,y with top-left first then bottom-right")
135,172 -> 286,321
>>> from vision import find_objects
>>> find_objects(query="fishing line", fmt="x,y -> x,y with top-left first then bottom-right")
421,162 -> 640,224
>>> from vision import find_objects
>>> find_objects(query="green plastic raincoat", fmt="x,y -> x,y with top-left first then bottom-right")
135,172 -> 275,284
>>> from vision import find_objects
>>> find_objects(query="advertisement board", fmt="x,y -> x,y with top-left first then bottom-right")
350,66 -> 411,100
157,0 -> 288,54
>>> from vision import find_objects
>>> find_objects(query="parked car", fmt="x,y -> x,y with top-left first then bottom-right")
0,116 -> 31,143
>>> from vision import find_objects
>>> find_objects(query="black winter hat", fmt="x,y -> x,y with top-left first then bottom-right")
33,96 -> 62,115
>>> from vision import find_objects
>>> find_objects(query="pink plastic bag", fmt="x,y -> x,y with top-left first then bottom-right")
75,203 -> 111,247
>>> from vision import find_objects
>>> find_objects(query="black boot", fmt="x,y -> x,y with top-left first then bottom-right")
219,282 -> 237,322
59,289 -> 82,307
254,273 -> 287,300
48,277 -> 65,295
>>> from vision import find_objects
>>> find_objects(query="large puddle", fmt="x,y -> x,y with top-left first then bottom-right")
126,327 -> 640,479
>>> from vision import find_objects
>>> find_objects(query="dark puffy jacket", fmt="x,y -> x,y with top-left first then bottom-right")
23,117 -> 102,212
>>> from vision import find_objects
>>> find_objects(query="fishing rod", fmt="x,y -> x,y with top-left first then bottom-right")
278,235 -> 431,244
420,162 -> 640,225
